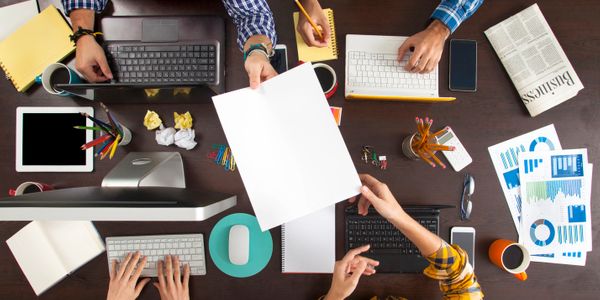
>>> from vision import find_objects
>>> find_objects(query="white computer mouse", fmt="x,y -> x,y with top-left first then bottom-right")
228,224 -> 249,265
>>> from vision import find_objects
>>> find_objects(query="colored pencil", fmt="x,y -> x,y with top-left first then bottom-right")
74,126 -> 103,131
95,139 -> 112,157
294,0 -> 323,40
81,112 -> 115,137
109,134 -> 121,159
81,134 -> 112,150
100,102 -> 122,136
100,140 -> 114,160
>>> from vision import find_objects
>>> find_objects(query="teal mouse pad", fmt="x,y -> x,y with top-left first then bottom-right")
209,213 -> 273,278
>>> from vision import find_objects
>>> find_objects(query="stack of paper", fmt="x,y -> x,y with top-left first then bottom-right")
489,125 -> 594,265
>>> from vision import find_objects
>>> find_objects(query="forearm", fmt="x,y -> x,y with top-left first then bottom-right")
69,9 -> 95,31
432,0 -> 484,33
222,0 -> 277,51
389,211 -> 442,256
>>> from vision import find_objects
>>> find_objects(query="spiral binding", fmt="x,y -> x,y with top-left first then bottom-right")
0,61 -> 19,91
281,223 -> 287,271
327,10 -> 338,57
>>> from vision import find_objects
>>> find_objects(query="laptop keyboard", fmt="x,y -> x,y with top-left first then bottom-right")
346,208 -> 438,255
347,51 -> 437,90
105,43 -> 218,85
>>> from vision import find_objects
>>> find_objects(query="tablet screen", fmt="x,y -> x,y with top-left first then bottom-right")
22,113 -> 87,166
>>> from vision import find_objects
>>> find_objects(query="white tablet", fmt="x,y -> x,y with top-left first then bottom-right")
16,107 -> 94,172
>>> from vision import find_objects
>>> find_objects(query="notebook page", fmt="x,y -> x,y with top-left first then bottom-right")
6,221 -> 68,295
212,63 -> 361,231
282,205 -> 335,273
293,8 -> 338,62
41,221 -> 105,272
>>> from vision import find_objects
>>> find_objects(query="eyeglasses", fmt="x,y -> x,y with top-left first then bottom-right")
460,173 -> 474,220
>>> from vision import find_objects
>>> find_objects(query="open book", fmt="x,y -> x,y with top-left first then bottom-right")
6,221 -> 105,295
485,3 -> 584,117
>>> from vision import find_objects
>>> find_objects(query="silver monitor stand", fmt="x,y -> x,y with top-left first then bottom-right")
102,152 -> 186,188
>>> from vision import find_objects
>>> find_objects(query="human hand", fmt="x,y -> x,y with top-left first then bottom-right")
153,255 -> 190,300
245,52 -> 278,89
325,245 -> 379,300
349,174 -> 404,220
75,35 -> 113,82
107,251 -> 150,300
397,20 -> 450,73
296,0 -> 331,47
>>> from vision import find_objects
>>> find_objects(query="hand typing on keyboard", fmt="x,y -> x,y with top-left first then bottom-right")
70,10 -> 114,83
106,252 -> 191,300
324,245 -> 379,300
153,255 -> 191,300
107,251 -> 150,300
350,174 -> 443,257
397,19 -> 450,74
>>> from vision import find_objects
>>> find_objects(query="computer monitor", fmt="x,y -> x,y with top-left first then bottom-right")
0,186 -> 236,221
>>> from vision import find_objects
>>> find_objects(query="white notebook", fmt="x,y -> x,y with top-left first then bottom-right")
0,0 -> 39,41
212,63 -> 361,231
6,221 -> 105,295
282,205 -> 335,273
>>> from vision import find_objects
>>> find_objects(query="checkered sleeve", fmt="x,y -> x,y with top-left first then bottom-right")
431,0 -> 484,33
222,0 -> 277,51
423,241 -> 484,299
61,0 -> 108,15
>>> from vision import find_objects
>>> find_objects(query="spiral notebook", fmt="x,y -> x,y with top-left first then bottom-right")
281,205 -> 335,273
0,5 -> 74,92
293,8 -> 338,62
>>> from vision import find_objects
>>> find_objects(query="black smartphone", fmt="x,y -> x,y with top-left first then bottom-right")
270,44 -> 289,74
449,39 -> 477,92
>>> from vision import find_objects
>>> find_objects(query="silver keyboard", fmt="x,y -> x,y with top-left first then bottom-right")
347,51 -> 438,90
106,233 -> 206,277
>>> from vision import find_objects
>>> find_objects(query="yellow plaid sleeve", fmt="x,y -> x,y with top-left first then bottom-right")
423,241 -> 484,299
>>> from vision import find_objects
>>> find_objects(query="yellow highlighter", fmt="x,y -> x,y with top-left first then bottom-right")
345,93 -> 456,102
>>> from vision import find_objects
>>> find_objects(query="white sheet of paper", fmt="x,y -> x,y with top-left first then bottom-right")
0,0 -> 38,41
487,124 -> 562,232
212,63 -> 361,230
528,163 -> 592,266
519,150 -> 591,253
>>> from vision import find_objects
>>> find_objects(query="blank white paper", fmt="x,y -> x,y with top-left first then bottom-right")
212,62 -> 361,231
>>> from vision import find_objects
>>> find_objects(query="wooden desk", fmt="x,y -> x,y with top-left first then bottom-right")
0,0 -> 598,299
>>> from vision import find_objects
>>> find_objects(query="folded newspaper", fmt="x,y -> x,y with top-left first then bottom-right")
485,3 -> 583,117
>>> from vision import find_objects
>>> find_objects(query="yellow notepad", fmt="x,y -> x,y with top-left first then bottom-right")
293,8 -> 338,62
0,5 -> 74,92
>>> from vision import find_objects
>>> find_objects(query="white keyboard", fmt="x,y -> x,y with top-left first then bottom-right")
347,51 -> 437,90
106,233 -> 206,277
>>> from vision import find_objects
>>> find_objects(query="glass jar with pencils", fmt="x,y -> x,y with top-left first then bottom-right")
401,117 -> 455,169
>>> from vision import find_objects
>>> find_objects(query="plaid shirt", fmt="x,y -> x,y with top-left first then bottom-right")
432,0 -> 484,33
423,241 -> 484,299
62,0 -> 277,50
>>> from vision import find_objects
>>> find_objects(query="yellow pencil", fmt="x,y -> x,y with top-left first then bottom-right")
294,0 -> 323,40
346,94 -> 456,102
109,134 -> 121,159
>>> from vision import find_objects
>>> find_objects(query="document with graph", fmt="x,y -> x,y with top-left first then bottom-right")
518,149 -> 592,265
488,125 -> 562,231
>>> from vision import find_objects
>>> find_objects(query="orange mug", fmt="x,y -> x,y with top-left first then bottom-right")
488,239 -> 530,281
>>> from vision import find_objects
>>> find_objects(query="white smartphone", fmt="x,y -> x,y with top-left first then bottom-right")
271,44 -> 288,74
450,226 -> 476,270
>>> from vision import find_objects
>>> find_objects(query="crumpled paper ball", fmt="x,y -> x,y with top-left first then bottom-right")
174,128 -> 197,150
155,125 -> 176,146
174,111 -> 193,129
143,110 -> 163,130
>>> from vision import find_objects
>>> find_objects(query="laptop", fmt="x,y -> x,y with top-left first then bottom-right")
345,34 -> 450,102
345,204 -> 452,273
58,15 -> 226,103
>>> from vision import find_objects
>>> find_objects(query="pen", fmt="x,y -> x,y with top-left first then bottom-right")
294,0 -> 323,40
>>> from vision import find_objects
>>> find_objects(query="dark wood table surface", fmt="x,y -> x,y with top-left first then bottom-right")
0,0 -> 598,299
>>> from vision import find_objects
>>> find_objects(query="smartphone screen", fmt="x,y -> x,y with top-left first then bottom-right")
449,39 -> 477,92
270,45 -> 288,74
451,228 -> 475,269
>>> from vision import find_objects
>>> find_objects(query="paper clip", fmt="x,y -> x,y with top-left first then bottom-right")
361,146 -> 372,163
379,156 -> 387,170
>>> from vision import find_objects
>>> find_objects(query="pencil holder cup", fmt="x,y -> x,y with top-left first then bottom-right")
118,125 -> 132,146
401,133 -> 420,160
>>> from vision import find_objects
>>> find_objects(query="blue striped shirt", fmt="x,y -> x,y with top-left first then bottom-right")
432,0 -> 484,33
62,0 -> 277,50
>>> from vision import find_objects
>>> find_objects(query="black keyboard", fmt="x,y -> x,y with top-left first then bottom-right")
345,207 -> 438,255
105,43 -> 219,85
